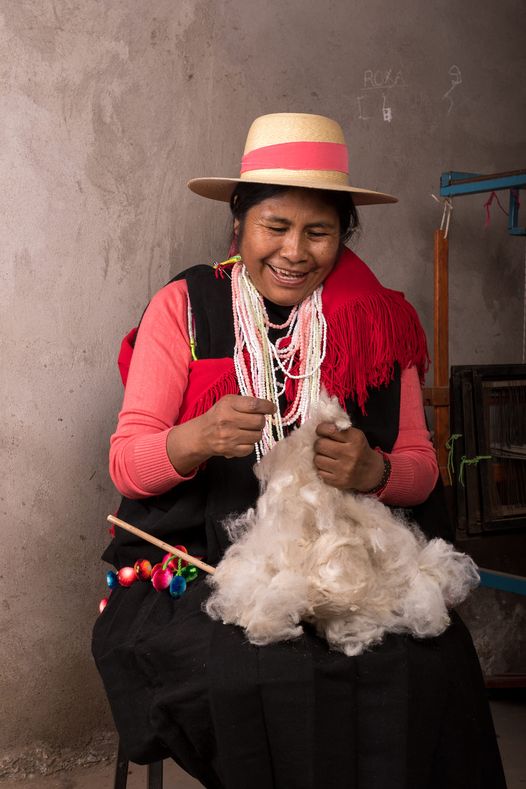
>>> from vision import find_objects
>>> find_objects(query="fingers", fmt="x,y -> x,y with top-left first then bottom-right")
315,421 -> 351,443
217,395 -> 275,433
314,435 -> 348,460
313,456 -> 346,490
225,443 -> 261,459
231,396 -> 277,416
206,396 -> 275,458
235,428 -> 266,444
313,452 -> 340,474
216,410 -> 268,432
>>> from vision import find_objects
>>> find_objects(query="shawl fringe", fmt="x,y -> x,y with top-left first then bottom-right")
321,289 -> 430,412
117,249 -> 430,417
178,364 -> 239,424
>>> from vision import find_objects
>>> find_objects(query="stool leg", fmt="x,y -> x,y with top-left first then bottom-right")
114,740 -> 129,789
147,760 -> 163,789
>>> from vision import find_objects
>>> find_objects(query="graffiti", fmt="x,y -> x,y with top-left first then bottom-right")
443,65 -> 462,115
363,69 -> 407,90
357,68 -> 406,122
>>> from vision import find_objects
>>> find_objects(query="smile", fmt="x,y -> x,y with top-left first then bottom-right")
268,264 -> 309,282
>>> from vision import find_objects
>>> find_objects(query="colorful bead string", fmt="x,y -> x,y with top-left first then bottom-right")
211,254 -> 241,279
231,261 -> 327,460
99,547 -> 199,613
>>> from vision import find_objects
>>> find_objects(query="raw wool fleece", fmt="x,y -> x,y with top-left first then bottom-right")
205,392 -> 480,656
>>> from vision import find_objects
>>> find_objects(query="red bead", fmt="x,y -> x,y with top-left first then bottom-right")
99,597 -> 109,613
134,559 -> 152,581
117,566 -> 138,587
162,553 -> 178,572
151,567 -> 173,591
174,545 -> 189,567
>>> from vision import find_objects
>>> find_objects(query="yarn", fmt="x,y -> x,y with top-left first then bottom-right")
458,454 -> 492,487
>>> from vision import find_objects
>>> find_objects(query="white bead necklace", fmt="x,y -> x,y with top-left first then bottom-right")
232,261 -> 327,460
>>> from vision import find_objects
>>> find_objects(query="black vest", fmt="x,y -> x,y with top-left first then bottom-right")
102,266 -> 452,570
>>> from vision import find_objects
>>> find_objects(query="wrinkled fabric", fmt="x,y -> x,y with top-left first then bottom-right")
93,577 -> 505,788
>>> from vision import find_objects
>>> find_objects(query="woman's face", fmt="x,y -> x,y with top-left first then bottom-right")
235,188 -> 341,306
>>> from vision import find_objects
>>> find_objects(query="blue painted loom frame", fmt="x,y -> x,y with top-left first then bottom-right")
440,169 -> 526,236
479,568 -> 526,597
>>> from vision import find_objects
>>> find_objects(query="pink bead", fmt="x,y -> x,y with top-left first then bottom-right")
134,559 -> 152,581
117,566 -> 138,587
99,597 -> 109,613
151,568 -> 173,591
151,562 -> 163,577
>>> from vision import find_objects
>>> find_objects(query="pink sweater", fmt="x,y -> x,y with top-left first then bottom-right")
110,281 -> 438,505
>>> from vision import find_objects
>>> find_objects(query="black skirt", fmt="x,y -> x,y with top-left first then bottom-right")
92,574 -> 506,789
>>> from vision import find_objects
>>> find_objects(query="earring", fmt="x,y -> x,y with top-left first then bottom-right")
211,254 -> 241,279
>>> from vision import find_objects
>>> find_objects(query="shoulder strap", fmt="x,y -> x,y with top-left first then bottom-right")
169,265 -> 234,359
117,264 -> 235,385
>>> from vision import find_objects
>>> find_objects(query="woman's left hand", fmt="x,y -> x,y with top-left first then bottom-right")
314,422 -> 386,492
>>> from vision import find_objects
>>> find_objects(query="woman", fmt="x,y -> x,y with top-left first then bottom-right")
93,113 -> 506,788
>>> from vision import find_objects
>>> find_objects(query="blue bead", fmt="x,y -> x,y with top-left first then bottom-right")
169,575 -> 187,598
106,570 -> 118,589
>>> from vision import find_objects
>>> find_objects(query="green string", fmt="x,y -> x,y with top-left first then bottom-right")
445,433 -> 463,485
161,554 -> 198,582
189,338 -> 198,362
458,454 -> 492,487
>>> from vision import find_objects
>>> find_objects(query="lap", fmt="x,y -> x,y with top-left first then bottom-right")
92,577 -> 505,789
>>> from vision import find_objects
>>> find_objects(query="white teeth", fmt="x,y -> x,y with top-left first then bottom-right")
269,265 -> 305,279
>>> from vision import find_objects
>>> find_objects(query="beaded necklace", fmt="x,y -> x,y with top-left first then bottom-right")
231,261 -> 327,460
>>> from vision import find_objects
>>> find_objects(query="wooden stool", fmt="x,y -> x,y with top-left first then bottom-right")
114,740 -> 164,789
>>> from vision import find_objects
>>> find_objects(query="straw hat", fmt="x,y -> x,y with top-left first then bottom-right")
187,112 -> 397,205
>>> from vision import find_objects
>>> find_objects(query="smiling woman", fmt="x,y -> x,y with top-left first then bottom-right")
92,113 -> 506,788
232,185 -> 348,305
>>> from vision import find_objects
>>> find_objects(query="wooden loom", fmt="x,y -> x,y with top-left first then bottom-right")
424,169 -> 526,483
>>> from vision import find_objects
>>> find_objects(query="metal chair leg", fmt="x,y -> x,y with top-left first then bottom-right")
114,740 -> 129,789
147,760 -> 163,789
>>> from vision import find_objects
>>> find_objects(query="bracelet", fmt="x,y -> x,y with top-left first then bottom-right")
363,453 -> 391,495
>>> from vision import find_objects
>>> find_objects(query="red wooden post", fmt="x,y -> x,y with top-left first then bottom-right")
424,229 -> 450,484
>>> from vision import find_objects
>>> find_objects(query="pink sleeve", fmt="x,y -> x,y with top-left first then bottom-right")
376,366 -> 439,506
109,280 -> 195,499
111,290 -> 438,505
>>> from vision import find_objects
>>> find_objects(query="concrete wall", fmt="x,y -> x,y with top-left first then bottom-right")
1,0 -> 525,774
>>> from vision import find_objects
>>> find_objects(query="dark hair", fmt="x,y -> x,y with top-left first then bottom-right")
229,183 -> 359,245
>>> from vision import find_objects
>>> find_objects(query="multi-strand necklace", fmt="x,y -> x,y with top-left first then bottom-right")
231,261 -> 327,460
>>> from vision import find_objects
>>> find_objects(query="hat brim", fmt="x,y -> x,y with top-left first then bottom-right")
187,176 -> 397,206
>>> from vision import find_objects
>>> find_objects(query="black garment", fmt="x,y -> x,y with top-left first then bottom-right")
93,266 -> 506,787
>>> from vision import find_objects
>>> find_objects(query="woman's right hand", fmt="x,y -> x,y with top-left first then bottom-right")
166,395 -> 276,475
199,395 -> 276,459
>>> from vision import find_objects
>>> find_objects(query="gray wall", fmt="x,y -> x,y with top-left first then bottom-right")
1,0 -> 525,774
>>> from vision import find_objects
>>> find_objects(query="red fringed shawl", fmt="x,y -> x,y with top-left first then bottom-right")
117,247 -> 429,420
